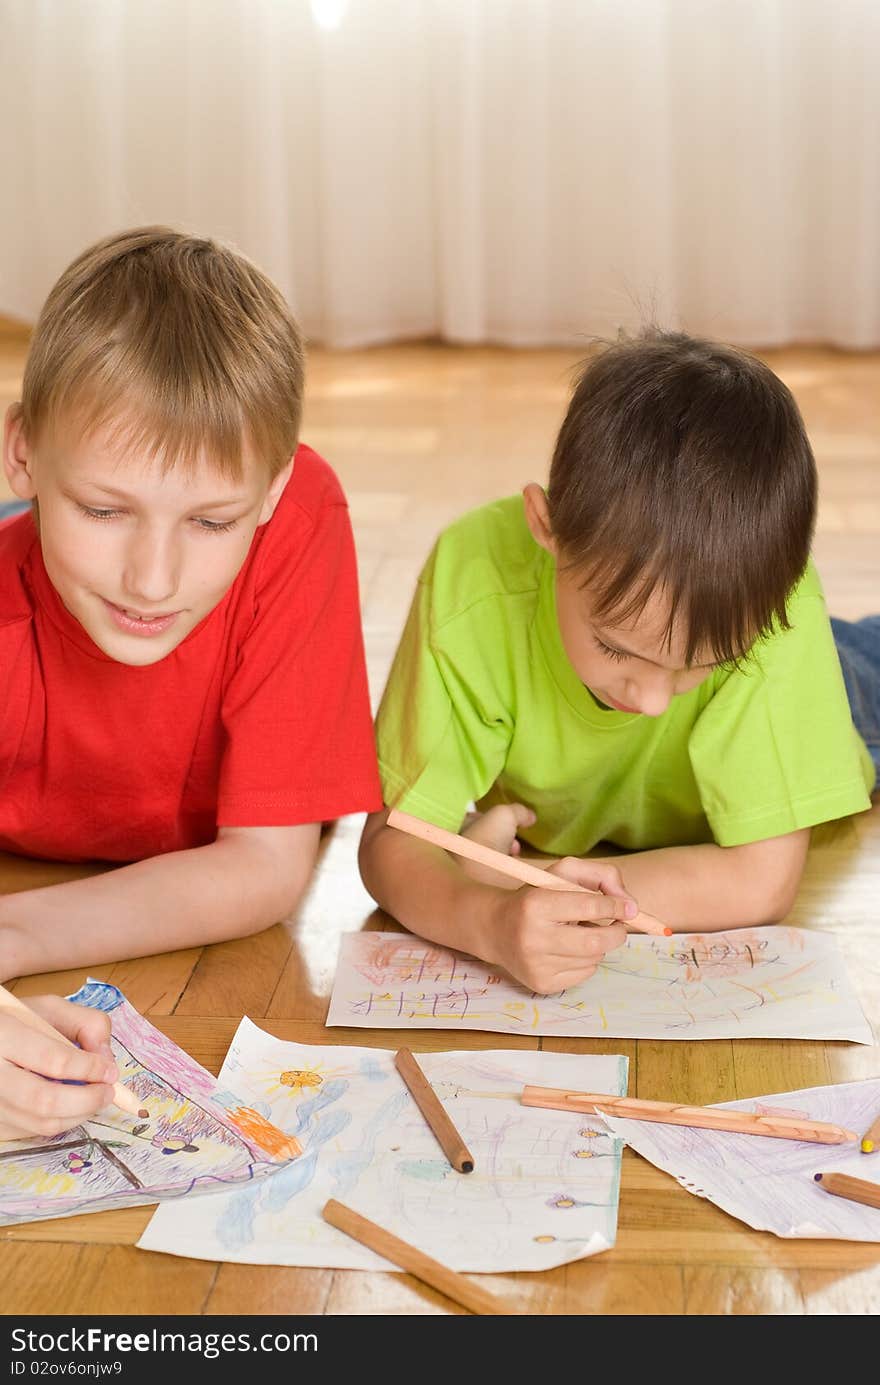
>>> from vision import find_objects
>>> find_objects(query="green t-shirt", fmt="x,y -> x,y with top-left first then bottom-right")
376,496 -> 875,853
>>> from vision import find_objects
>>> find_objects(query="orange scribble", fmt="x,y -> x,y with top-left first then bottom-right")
229,1106 -> 301,1160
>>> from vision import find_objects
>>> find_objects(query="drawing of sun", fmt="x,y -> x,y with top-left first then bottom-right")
279,1069 -> 324,1094
571,1149 -> 594,1159
578,1128 -> 601,1138
251,1056 -> 359,1102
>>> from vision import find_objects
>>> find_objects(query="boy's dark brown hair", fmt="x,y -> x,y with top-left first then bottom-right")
546,329 -> 818,665
20,226 -> 305,480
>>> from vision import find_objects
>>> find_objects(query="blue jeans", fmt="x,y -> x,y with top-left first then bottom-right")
831,615 -> 880,783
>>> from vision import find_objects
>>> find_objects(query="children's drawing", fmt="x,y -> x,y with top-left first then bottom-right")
138,1023 -> 628,1272
0,981 -> 300,1227
599,1078 -> 880,1241
326,927 -> 872,1042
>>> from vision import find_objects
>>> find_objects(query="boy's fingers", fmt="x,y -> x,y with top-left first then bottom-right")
0,1016 -> 117,1085
541,922 -> 628,959
27,996 -> 113,1052
546,856 -> 635,905
530,888 -> 634,925
0,1058 -> 115,1127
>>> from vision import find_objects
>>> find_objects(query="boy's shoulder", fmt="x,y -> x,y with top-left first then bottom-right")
280,442 -> 349,520
425,495 -> 544,620
0,511 -> 39,621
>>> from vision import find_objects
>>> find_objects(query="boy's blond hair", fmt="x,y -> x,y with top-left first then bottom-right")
21,227 -> 305,480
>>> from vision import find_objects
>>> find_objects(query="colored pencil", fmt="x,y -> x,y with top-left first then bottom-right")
814,1171 -> 880,1210
395,1048 -> 474,1173
0,983 -> 146,1118
521,1086 -> 859,1145
321,1199 -> 508,1315
387,808 -> 671,937
860,1108 -> 880,1153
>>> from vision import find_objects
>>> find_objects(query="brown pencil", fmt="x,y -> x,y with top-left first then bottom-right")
521,1086 -> 859,1145
387,807 -> 671,936
395,1048 -> 474,1173
860,1109 -> 880,1153
0,982 -> 146,1119
321,1199 -> 508,1315
814,1171 -> 880,1210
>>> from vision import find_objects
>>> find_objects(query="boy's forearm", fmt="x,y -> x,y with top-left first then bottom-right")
359,818 -> 501,962
0,828 -> 319,980
591,833 -> 810,932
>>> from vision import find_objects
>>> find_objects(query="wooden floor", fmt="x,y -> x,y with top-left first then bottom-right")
1,325 -> 879,1315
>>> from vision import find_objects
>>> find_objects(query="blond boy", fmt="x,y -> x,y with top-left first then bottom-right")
0,228 -> 381,1137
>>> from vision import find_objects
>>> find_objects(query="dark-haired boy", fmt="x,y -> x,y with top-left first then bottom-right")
359,332 -> 876,994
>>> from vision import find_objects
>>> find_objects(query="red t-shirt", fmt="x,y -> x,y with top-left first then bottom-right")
0,445 -> 382,862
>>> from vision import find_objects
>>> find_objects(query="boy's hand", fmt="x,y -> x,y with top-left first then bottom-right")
483,855 -> 632,995
0,997 -> 117,1141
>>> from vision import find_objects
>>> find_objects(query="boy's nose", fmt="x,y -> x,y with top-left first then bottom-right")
627,675 -> 674,718
122,533 -> 179,606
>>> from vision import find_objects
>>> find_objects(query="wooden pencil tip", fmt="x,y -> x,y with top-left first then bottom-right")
814,1172 -> 824,1182
460,1160 -> 474,1174
862,1139 -> 874,1153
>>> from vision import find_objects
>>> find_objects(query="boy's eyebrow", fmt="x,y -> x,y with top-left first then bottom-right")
72,482 -> 251,509
595,630 -> 716,672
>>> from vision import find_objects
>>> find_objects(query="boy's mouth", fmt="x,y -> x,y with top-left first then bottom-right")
102,598 -> 180,637
597,690 -> 641,715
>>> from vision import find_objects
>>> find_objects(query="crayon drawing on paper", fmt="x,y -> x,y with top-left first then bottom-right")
0,982 -> 300,1227
601,1078 -> 880,1241
139,1025 -> 629,1272
326,927 -> 871,1042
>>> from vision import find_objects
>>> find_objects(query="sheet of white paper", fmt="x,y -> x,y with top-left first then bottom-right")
326,927 -> 872,1042
138,1025 -> 627,1271
599,1078 -> 880,1240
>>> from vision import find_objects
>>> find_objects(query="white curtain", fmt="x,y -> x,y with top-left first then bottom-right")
1,0 -> 879,348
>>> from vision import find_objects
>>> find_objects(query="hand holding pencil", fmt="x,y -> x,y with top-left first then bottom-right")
387,808 -> 667,995
0,986 -> 143,1140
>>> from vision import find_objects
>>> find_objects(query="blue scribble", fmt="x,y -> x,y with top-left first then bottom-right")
67,981 -> 125,1013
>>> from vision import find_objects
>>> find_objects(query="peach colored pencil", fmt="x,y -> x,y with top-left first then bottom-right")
387,808 -> 671,937
396,1048 -> 474,1173
0,983 -> 146,1118
814,1171 -> 880,1210
322,1199 -> 508,1315
860,1108 -> 880,1153
521,1086 -> 859,1145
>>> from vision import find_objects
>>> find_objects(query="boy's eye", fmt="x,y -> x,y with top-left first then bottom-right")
194,517 -> 238,533
78,504 -> 120,521
594,637 -> 627,663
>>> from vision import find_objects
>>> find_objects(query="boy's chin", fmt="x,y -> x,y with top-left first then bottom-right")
85,623 -> 185,667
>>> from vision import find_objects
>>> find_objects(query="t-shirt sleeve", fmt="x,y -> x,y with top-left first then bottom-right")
689,577 -> 874,847
217,499 -> 382,826
375,554 -> 513,830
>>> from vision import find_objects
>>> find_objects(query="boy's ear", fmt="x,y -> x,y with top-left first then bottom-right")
522,482 -> 557,555
257,453 -> 295,525
3,405 -> 37,501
